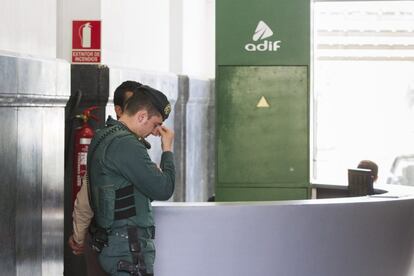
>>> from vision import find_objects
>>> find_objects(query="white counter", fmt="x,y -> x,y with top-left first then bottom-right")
152,184 -> 414,276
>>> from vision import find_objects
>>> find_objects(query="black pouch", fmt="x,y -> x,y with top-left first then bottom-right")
89,222 -> 108,253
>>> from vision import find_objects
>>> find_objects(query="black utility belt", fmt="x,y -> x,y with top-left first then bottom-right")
89,225 -> 155,253
89,221 -> 109,253
110,226 -> 156,240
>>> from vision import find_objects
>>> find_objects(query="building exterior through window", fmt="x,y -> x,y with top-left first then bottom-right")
312,1 -> 414,185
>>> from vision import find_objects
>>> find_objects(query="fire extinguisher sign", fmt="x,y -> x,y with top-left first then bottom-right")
72,20 -> 101,63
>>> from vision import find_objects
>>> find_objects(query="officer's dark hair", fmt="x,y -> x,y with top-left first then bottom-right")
113,81 -> 142,111
357,160 -> 378,181
123,87 -> 160,118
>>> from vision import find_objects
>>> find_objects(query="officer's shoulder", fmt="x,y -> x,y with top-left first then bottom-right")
112,132 -> 147,150
93,125 -> 119,139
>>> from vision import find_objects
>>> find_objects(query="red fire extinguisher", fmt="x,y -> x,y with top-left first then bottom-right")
72,106 -> 99,208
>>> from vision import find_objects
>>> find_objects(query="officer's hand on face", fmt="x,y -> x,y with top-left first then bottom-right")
158,125 -> 174,152
68,234 -> 85,255
152,127 -> 161,137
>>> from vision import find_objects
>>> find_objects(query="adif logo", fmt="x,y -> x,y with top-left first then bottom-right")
245,21 -> 281,52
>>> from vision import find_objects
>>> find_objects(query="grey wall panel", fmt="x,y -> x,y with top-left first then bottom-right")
0,55 -> 18,94
172,75 -> 189,202
42,108 -> 64,275
105,103 -> 116,120
0,108 -> 17,275
186,78 -> 215,201
17,58 -> 57,95
153,194 -> 414,276
56,60 -> 71,97
110,68 -> 180,105
0,53 -> 69,276
207,80 -> 215,199
16,108 -> 43,276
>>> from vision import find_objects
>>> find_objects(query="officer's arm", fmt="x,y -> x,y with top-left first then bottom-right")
108,137 -> 175,200
69,181 -> 94,254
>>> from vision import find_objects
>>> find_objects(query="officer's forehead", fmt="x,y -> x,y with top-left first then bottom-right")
149,113 -> 163,124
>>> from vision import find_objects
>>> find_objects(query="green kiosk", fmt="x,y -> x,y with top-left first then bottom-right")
216,0 -> 310,201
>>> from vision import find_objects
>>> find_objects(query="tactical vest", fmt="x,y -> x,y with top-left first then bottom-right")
87,124 -> 154,230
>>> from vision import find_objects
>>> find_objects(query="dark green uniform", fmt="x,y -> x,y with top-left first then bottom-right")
88,117 -> 175,275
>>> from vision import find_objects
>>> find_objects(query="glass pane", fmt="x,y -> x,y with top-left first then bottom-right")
312,1 -> 414,185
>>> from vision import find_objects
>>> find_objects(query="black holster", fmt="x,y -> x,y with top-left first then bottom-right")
89,221 -> 108,253
117,226 -> 148,276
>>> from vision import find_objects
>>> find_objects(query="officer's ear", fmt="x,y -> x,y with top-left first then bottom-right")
114,105 -> 123,118
136,110 -> 149,123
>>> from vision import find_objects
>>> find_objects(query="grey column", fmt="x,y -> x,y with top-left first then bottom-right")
185,78 -> 215,202
0,53 -> 69,276
0,54 -> 18,276
172,75 -> 189,202
207,80 -> 216,200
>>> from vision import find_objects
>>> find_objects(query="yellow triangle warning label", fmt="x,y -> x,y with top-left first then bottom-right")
256,96 -> 270,108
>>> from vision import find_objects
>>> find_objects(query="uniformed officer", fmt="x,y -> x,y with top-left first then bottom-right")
68,80 -> 144,276
69,81 -> 143,251
88,85 -> 175,276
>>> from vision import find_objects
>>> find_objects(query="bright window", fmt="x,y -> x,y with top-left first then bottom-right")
312,1 -> 414,185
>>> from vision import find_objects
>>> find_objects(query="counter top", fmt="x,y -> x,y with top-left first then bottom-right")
152,183 -> 414,276
153,183 -> 414,207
